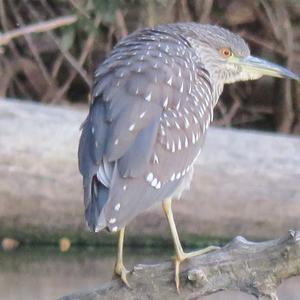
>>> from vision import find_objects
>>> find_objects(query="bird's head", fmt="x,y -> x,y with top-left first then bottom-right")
185,24 -> 299,85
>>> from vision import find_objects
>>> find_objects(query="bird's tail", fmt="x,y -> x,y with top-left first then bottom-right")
83,176 -> 109,232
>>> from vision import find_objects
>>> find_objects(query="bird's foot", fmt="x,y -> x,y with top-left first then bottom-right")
174,245 -> 220,293
113,261 -> 131,288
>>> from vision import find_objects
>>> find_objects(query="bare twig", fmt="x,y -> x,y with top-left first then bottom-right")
7,0 -> 57,99
115,9 -> 128,39
0,15 -> 77,46
240,31 -> 286,56
69,0 -> 90,19
215,86 -> 242,127
198,0 -> 213,23
26,0 -> 91,88
271,0 -> 294,133
51,15 -> 101,102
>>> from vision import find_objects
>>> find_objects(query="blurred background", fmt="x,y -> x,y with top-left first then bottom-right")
0,0 -> 300,299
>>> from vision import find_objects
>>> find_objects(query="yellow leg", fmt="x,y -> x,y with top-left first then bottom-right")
113,227 -> 131,288
162,198 -> 219,293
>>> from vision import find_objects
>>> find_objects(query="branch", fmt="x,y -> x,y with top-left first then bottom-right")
60,231 -> 300,300
0,15 -> 77,46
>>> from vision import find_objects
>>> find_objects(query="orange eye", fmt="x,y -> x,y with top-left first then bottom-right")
220,47 -> 232,58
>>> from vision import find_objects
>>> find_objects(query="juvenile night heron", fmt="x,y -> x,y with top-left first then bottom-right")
78,23 -> 298,291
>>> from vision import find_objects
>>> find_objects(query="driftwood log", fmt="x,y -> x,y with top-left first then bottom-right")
1,99 -> 300,243
60,230 -> 300,300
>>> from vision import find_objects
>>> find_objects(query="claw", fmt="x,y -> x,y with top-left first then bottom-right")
175,259 -> 181,293
114,261 -> 131,288
162,198 -> 221,293
174,246 -> 220,293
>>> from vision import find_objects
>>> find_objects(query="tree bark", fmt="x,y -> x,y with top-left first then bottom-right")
60,231 -> 300,300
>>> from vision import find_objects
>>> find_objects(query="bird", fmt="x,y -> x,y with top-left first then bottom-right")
78,23 -> 298,291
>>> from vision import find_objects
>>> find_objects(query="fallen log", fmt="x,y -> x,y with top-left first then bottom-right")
60,230 -> 300,300
0,98 -> 300,243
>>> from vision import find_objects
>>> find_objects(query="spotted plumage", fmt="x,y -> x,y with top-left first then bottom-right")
79,24 -> 217,233
78,22 -> 297,234
78,22 -> 299,291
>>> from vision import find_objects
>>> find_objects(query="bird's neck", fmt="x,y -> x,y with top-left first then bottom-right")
212,77 -> 224,107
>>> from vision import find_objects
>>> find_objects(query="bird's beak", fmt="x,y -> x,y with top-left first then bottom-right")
232,55 -> 299,80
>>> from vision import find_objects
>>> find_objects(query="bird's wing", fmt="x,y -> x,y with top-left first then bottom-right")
93,28 -> 198,177
79,28 -> 192,231
99,41 -> 214,230
79,28 -> 214,231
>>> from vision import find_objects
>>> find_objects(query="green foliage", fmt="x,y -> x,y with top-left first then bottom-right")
60,26 -> 76,51
89,0 -> 120,24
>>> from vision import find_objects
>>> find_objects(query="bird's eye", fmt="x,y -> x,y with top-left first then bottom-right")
220,47 -> 232,58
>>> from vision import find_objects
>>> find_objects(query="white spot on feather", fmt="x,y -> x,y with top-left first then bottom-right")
146,172 -> 154,182
171,141 -> 175,153
129,124 -> 135,131
163,96 -> 169,108
139,111 -> 146,119
193,115 -> 198,124
180,81 -> 184,93
184,117 -> 190,128
160,125 -> 166,136
145,92 -> 152,102
114,203 -> 121,211
178,138 -> 182,150
192,132 -> 196,144
166,141 -> 170,150
109,218 -> 116,224
151,178 -> 158,187
185,136 -> 188,148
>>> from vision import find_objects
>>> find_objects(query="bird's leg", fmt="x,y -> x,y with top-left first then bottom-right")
162,198 -> 220,292
113,227 -> 131,288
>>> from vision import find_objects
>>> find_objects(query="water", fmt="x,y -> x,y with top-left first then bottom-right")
0,246 -> 299,300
